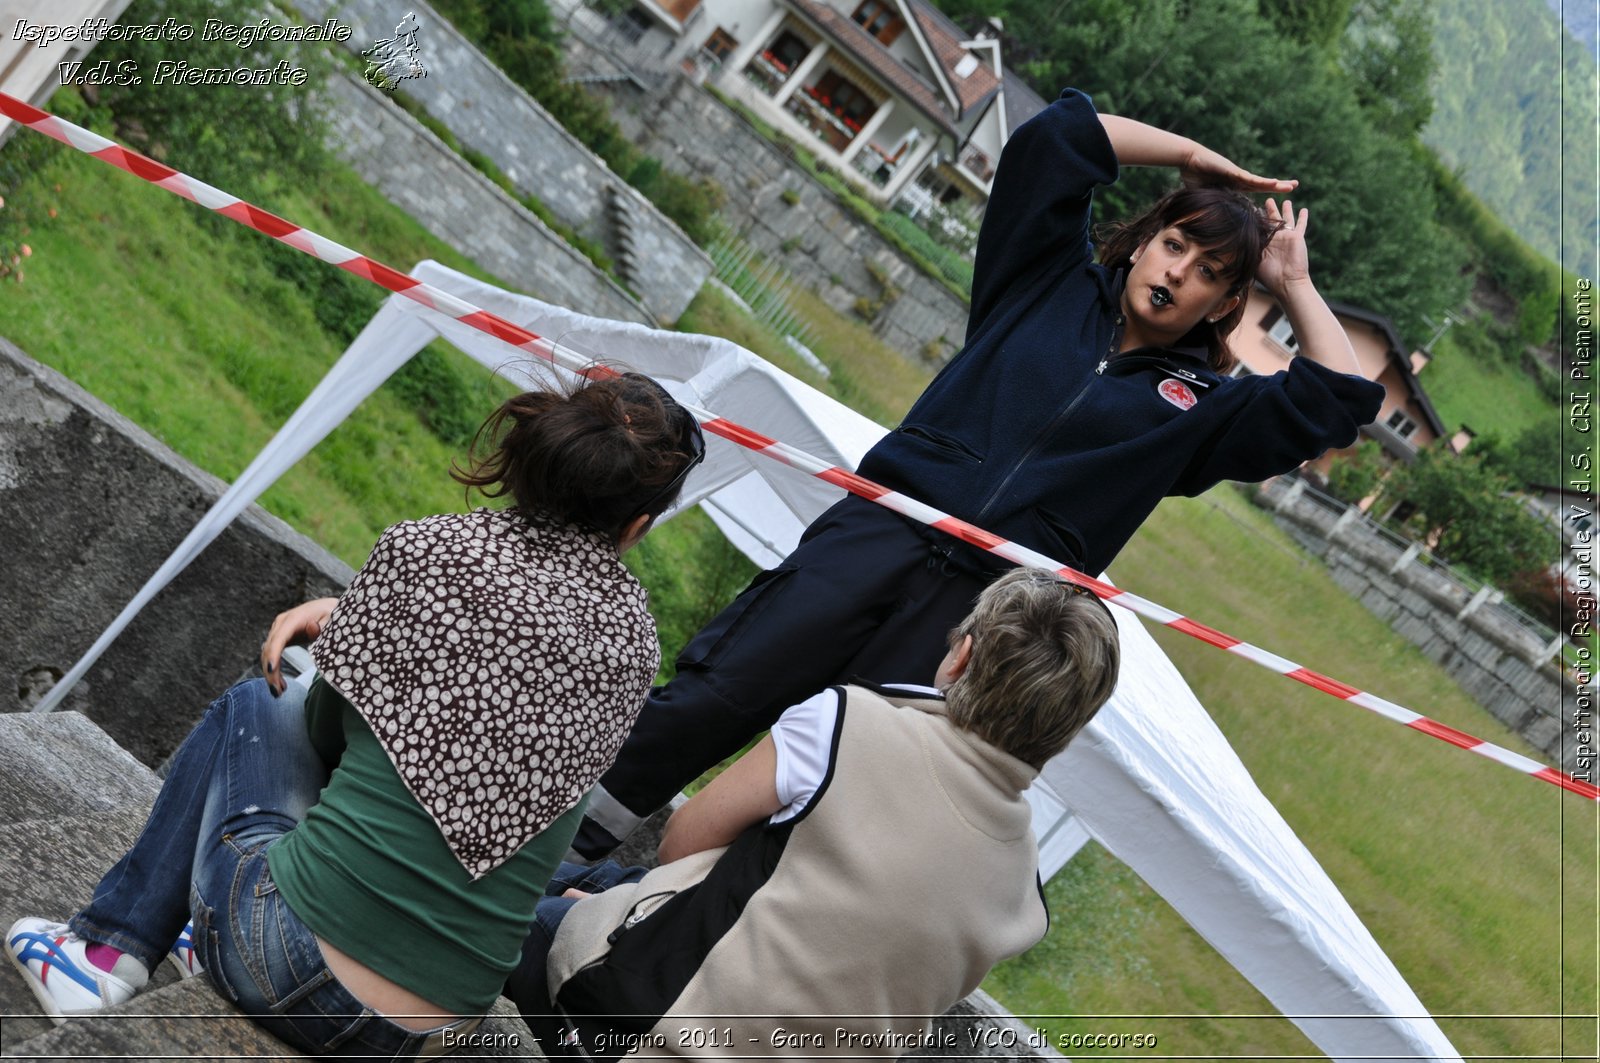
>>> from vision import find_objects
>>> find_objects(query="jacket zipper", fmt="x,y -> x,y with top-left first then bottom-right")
974,314 -> 1125,523
974,343 -> 1211,523
973,376 -> 1097,523
1096,352 -> 1211,381
605,889 -> 678,945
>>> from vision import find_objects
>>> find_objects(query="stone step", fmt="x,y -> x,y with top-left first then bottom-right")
0,712 -> 546,1057
1,976 -> 303,1060
1,976 -> 541,1061
0,712 -> 160,824
0,806 -> 540,1057
0,807 -> 181,1049
1,712 -> 170,1042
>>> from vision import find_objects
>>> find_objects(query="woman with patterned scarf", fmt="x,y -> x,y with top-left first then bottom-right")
6,372 -> 705,1059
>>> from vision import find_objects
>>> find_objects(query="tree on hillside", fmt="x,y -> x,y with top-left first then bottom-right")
1340,0 -> 1435,137
1259,0 -> 1357,48
1477,421 -> 1563,488
1324,438 -> 1387,504
89,0 -> 332,201
1426,0 -> 1599,278
1381,447 -> 1556,585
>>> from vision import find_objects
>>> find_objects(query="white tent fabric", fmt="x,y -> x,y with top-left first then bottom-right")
408,263 -> 888,568
43,260 -> 1460,1061
1039,595 -> 1460,1059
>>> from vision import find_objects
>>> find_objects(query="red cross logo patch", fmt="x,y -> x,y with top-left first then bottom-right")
1158,378 -> 1197,410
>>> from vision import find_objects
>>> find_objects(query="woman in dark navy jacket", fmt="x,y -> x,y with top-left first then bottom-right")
601,90 -> 1383,856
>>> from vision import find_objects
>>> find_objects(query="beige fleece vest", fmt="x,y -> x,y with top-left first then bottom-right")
547,684 -> 1048,1057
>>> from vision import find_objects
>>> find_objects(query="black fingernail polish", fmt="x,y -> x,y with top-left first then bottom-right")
266,662 -> 274,672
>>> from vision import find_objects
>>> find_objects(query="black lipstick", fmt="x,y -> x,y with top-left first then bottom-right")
1151,286 -> 1172,307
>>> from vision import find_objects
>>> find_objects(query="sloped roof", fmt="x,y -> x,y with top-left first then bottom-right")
1001,69 -> 1049,134
785,0 -> 958,134
907,0 -> 1001,113
1327,299 -> 1449,439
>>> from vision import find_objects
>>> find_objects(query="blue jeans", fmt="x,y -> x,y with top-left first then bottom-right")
69,679 -> 469,1059
504,861 -> 648,1058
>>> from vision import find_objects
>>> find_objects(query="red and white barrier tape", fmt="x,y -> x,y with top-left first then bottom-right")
5,91 -> 1592,802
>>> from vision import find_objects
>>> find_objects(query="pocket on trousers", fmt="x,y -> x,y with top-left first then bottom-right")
229,855 -> 294,1008
189,886 -> 240,1004
674,564 -> 796,671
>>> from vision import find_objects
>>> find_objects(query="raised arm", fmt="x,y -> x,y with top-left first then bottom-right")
969,92 -> 1296,339
1098,115 -> 1296,193
1258,198 -> 1362,376
967,89 -> 1118,335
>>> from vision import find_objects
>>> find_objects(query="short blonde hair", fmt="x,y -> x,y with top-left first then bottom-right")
943,568 -> 1121,768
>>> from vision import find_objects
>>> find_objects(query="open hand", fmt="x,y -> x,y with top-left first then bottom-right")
1258,198 -> 1312,295
260,597 -> 338,695
1180,145 -> 1297,194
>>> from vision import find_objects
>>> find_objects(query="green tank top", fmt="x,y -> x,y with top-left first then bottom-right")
267,680 -> 586,1015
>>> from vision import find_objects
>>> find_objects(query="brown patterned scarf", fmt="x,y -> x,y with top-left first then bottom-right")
311,507 -> 659,879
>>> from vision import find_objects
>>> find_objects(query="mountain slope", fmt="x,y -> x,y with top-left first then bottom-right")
1428,0 -> 1598,277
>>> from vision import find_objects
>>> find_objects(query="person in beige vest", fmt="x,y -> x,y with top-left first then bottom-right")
506,566 -> 1121,1059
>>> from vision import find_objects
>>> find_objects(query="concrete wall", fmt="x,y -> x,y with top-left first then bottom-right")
325,72 -> 654,327
294,0 -> 712,323
571,61 -> 974,363
1256,477 -> 1575,772
0,338 -> 355,768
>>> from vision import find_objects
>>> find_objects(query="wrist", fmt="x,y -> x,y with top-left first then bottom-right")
1273,274 -> 1317,300
1175,137 -> 1203,171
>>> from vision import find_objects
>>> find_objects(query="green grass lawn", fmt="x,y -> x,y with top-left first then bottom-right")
2,144 -> 517,567
6,127 -> 1593,1061
1420,322 -> 1560,438
985,485 -> 1595,1059
677,280 -> 931,425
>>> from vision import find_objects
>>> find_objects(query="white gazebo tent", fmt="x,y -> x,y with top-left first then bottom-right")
45,261 -> 1461,1062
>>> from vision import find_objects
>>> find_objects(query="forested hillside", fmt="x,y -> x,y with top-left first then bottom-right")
1431,0 -> 1597,278
1544,0 -> 1597,61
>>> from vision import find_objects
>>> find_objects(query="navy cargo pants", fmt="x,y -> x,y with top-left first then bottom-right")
572,495 -> 997,858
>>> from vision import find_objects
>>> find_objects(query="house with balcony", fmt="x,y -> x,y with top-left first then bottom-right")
1231,291 -> 1471,483
572,0 -> 1047,226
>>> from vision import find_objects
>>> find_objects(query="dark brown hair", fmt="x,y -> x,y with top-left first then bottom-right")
1096,186 -> 1279,374
452,373 -> 699,541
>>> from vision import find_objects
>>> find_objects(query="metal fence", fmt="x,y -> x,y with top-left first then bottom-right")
893,183 -> 980,251
705,233 -> 823,370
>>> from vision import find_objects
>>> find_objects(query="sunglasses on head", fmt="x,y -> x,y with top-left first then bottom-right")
623,373 -> 706,519
1023,569 -> 1114,620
